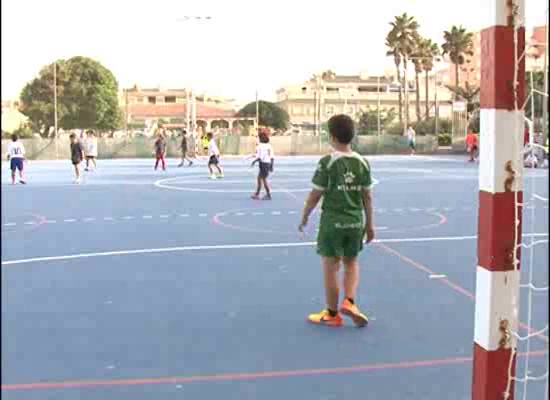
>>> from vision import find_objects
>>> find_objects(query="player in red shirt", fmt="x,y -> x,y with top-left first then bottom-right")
465,131 -> 479,162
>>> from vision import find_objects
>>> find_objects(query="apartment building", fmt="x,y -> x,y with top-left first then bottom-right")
276,73 -> 453,129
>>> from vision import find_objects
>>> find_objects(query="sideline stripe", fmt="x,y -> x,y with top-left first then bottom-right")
2,234 -> 547,266
1,350 -> 546,391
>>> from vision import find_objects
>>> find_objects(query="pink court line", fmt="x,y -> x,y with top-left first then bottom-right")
376,243 -> 549,343
2,350 -> 546,391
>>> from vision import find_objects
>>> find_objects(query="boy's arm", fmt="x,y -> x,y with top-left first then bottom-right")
299,190 -> 323,232
362,189 -> 375,243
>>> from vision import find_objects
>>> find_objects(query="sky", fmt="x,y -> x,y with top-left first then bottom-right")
1,0 -> 548,104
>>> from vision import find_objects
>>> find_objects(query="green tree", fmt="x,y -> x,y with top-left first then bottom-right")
357,107 -> 397,135
442,26 -> 474,93
20,56 -> 121,136
387,13 -> 420,129
237,100 -> 289,130
525,70 -> 544,119
420,38 -> 440,119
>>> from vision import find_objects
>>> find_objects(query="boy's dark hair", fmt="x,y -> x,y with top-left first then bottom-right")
207,132 -> 213,139
69,133 -> 76,139
328,114 -> 355,144
259,132 -> 269,143
11,134 -> 18,142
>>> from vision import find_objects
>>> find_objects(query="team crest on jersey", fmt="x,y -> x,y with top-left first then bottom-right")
344,171 -> 355,184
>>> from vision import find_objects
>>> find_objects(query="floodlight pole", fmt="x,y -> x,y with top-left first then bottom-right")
54,61 -> 58,160
377,75 -> 381,137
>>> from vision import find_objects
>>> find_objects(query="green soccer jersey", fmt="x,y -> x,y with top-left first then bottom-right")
311,151 -> 373,229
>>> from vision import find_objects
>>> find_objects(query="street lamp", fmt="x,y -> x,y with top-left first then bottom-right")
175,16 -> 213,139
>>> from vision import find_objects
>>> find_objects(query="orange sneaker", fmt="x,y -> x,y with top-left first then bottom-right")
307,309 -> 343,327
340,299 -> 368,327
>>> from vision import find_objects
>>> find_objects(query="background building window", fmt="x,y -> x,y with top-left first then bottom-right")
165,96 -> 176,103
148,96 -> 156,104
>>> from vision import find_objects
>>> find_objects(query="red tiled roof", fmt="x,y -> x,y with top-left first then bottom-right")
530,26 -> 547,58
128,103 -> 236,119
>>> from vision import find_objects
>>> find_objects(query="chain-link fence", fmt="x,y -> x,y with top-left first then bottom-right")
2,133 -> 441,160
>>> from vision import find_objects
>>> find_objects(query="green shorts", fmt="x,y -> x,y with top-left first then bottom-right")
316,223 -> 364,258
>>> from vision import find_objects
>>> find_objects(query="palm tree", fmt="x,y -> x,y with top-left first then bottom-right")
387,13 -> 420,130
442,26 -> 474,94
385,39 -> 403,125
411,36 -> 425,122
320,70 -> 336,80
420,39 -> 440,119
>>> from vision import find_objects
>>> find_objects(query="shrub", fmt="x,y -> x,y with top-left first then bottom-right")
438,133 -> 452,146
385,123 -> 405,136
12,124 -> 34,138
413,117 -> 453,135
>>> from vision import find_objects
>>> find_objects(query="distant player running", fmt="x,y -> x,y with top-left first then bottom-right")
85,130 -> 98,171
465,130 -> 478,162
70,133 -> 85,184
153,132 -> 167,171
406,125 -> 416,155
251,131 -> 273,200
299,114 -> 374,328
177,130 -> 194,167
6,134 -> 26,185
207,132 -> 224,179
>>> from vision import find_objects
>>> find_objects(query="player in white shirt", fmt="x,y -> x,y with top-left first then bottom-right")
207,132 -> 224,179
84,130 -> 98,171
251,131 -> 273,200
406,125 -> 416,155
6,134 -> 27,184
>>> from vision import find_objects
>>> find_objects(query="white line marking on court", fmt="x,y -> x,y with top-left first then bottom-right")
104,217 -> 114,221
427,207 -> 436,212
123,216 -> 134,220
198,213 -> 208,217
159,215 -> 170,219
142,216 -> 153,219
154,177 -> 310,194
235,212 -> 246,216
394,208 -> 404,212
83,218 -> 96,222
272,211 -> 282,215
4,223 -> 16,226
3,233 -> 547,266
429,274 -> 447,279
64,219 -> 76,223
252,212 -> 264,216
288,211 -> 298,215
410,208 -> 421,212
24,222 -> 36,225
179,214 -> 190,217
533,194 -> 548,202
45,220 -> 56,224
443,207 -> 451,211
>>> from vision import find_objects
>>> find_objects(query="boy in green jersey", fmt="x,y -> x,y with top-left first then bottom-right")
299,114 -> 375,327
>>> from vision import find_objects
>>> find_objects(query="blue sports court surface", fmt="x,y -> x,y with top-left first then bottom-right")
2,155 -> 548,399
